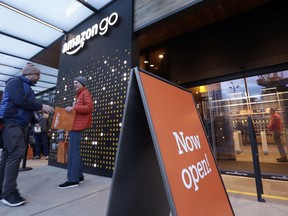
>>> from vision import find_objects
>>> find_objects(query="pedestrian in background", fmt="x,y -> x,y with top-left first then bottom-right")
33,111 -> 51,160
268,107 -> 288,162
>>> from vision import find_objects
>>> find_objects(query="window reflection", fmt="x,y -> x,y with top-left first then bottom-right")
191,70 -> 288,179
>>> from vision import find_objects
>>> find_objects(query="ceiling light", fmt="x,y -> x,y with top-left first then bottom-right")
159,54 -> 164,59
0,2 -> 63,33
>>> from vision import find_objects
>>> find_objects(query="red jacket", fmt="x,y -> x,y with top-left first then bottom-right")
268,113 -> 282,132
72,87 -> 93,131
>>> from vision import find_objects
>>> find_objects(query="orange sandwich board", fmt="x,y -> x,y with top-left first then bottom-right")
106,67 -> 234,216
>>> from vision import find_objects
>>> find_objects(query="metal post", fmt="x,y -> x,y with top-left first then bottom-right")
247,116 -> 265,202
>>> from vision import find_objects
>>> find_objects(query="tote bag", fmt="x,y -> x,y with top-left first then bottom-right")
51,107 -> 76,130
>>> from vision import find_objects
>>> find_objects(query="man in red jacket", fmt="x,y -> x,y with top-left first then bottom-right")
58,76 -> 93,188
268,108 -> 287,162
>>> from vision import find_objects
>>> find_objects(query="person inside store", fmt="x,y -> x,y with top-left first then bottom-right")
58,76 -> 93,189
33,110 -> 51,160
0,62 -> 54,207
268,107 -> 288,162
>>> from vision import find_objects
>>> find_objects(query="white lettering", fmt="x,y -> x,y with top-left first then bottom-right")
181,169 -> 192,189
85,28 -> 92,40
173,131 -> 201,155
109,12 -> 118,26
66,0 -> 83,17
54,113 -> 60,128
181,153 -> 212,191
91,23 -> 99,36
99,17 -> 109,35
62,12 -> 119,55
75,35 -> 81,46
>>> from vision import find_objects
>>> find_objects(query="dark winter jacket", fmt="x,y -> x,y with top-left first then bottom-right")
34,112 -> 50,132
0,75 -> 42,126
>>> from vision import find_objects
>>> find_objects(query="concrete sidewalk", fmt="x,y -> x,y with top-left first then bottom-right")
0,159 -> 287,216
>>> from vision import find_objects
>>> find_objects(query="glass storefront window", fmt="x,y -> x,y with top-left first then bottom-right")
191,70 -> 288,180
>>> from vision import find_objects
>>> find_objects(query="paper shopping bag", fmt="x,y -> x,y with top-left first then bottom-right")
57,131 -> 69,163
51,107 -> 76,130
26,144 -> 34,159
57,141 -> 68,163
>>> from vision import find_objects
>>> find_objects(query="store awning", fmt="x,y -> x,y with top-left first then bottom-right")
0,0 -> 114,93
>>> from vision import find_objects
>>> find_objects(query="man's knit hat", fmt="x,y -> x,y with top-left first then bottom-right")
22,62 -> 40,75
74,76 -> 87,87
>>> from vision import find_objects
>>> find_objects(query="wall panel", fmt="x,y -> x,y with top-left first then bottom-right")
134,0 -> 200,30
49,0 -> 132,177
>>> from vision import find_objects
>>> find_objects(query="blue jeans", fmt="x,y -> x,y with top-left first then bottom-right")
67,131 -> 83,182
34,132 -> 49,157
0,123 -> 28,197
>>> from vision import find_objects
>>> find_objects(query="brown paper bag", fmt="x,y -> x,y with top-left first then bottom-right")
57,141 -> 68,163
26,145 -> 33,159
57,131 -> 69,163
51,107 -> 76,130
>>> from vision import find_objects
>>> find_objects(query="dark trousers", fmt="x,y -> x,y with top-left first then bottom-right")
34,132 -> 49,157
273,130 -> 287,158
0,124 -> 28,197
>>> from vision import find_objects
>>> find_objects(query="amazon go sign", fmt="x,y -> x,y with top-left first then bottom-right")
62,12 -> 119,55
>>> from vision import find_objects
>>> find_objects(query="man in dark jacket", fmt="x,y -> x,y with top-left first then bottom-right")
0,62 -> 54,207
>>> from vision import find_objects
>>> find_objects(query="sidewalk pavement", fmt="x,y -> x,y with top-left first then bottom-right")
0,159 -> 287,216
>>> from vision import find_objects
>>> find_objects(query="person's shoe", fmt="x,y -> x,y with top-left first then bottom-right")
57,181 -> 79,189
33,155 -> 40,160
276,157 -> 288,162
1,190 -> 26,207
79,176 -> 84,184
45,156 -> 49,160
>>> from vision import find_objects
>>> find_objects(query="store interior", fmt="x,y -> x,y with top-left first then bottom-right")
188,70 -> 288,179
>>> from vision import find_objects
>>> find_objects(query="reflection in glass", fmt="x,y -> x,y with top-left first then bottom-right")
191,70 -> 288,180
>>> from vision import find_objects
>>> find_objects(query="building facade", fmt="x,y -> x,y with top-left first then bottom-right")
135,0 -> 288,181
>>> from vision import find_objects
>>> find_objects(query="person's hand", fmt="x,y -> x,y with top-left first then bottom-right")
43,113 -> 49,118
34,123 -> 40,127
42,104 -> 54,114
65,106 -> 74,112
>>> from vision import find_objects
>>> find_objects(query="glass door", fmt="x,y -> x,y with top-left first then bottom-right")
246,72 -> 288,179
190,70 -> 288,179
